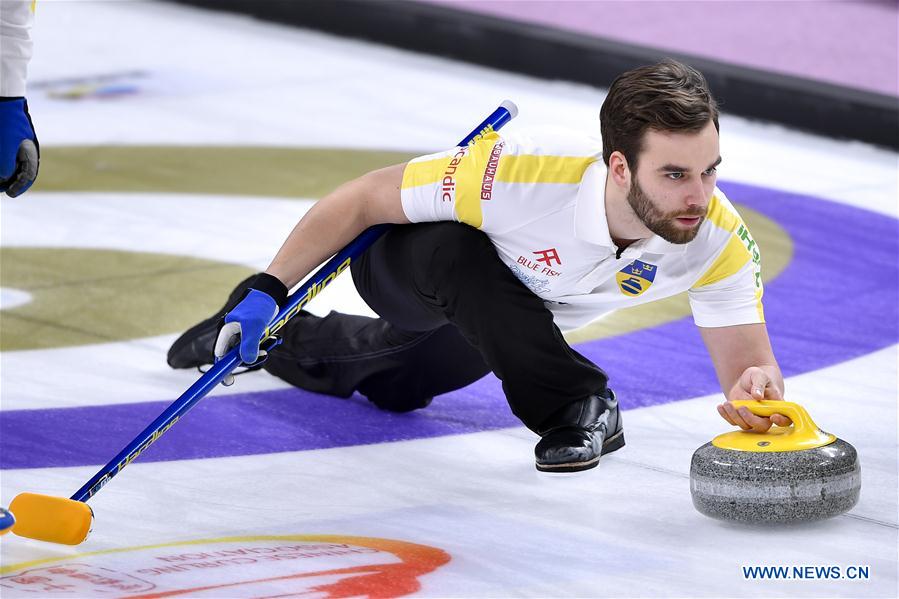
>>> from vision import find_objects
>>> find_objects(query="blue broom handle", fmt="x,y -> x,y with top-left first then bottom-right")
71,100 -> 518,502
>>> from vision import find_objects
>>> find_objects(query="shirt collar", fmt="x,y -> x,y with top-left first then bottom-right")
574,161 -> 687,255
574,161 -> 615,248
638,233 -> 689,255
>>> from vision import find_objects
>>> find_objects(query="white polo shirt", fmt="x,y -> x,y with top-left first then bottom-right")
1,1 -> 35,97
400,128 -> 764,332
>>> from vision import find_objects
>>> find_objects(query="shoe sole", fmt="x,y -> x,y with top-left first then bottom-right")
535,430 -> 625,473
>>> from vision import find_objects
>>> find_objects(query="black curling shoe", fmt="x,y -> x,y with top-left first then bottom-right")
534,389 -> 625,473
166,274 -> 259,369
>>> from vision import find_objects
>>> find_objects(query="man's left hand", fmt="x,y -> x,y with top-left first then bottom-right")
717,366 -> 791,432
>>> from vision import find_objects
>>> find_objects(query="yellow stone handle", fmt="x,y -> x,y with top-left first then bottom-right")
714,400 -> 836,451
728,400 -> 811,428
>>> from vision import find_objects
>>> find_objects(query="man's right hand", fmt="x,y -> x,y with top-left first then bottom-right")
0,97 -> 40,198
213,273 -> 288,365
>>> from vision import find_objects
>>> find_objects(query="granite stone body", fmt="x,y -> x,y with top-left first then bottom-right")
690,438 -> 860,523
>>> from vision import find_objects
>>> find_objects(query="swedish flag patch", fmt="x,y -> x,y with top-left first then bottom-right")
616,259 -> 658,296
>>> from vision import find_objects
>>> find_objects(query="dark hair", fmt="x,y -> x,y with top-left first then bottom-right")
600,59 -> 719,170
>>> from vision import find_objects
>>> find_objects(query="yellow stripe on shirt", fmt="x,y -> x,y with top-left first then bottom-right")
401,137 -> 596,189
454,133 -> 508,228
401,157 -> 449,190
693,234 -> 751,288
495,155 -> 596,184
694,194 -> 766,320
705,193 -> 739,232
401,134 -> 597,229
695,194 -> 751,287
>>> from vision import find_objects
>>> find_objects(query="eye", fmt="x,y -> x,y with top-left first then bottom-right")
666,172 -> 684,180
703,167 -> 718,176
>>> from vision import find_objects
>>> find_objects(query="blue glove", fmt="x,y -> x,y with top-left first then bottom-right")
214,273 -> 289,365
0,97 -> 40,198
215,273 -> 287,364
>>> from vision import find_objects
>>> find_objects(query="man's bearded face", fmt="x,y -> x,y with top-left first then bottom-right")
627,175 -> 707,244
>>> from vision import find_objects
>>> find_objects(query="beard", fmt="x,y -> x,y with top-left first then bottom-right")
627,179 -> 707,244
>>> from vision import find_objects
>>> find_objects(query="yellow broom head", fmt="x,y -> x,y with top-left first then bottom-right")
9,493 -> 94,545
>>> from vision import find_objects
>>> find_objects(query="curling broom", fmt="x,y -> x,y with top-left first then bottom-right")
3,100 -> 519,545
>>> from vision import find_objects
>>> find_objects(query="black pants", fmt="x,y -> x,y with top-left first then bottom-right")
263,222 -> 608,432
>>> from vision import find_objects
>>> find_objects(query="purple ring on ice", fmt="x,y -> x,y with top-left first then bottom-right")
1,182 -> 896,469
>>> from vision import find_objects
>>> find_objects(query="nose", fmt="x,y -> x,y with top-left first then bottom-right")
684,178 -> 706,208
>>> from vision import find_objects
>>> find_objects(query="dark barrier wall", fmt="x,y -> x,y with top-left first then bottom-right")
169,0 -> 898,150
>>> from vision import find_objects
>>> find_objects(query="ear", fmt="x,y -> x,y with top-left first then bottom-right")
608,151 -> 631,188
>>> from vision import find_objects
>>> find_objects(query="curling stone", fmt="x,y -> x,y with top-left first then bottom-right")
690,400 -> 860,523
